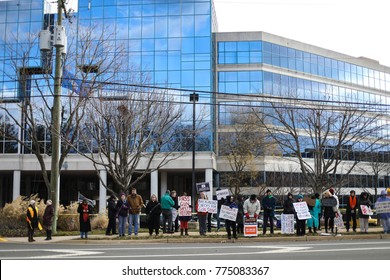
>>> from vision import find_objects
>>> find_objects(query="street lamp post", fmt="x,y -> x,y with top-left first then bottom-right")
190,93 -> 199,211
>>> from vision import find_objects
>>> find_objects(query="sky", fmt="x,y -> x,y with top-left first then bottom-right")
214,0 -> 390,67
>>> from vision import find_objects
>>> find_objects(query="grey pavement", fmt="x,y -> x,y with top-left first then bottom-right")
1,226 -> 389,244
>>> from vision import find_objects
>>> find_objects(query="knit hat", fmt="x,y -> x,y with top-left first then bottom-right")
387,188 -> 390,195
297,194 -> 303,199
329,188 -> 335,195
30,200 -> 35,205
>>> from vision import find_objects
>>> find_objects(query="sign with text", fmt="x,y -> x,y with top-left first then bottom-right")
293,202 -> 312,220
334,213 -> 344,228
178,196 -> 192,217
244,217 -> 258,237
219,205 -> 238,221
360,205 -> 373,216
216,189 -> 230,200
196,182 -> 210,193
375,200 -> 390,214
172,208 -> 178,221
321,197 -> 337,207
281,214 -> 295,234
197,199 -> 218,214
303,197 -> 316,207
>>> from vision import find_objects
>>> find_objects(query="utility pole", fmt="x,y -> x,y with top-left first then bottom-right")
50,0 -> 65,234
190,93 -> 199,211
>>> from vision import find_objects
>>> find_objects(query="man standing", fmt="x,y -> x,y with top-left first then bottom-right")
346,190 -> 358,232
262,189 -> 276,235
243,194 -> 260,219
127,188 -> 144,236
161,190 -> 175,234
106,195 -> 117,236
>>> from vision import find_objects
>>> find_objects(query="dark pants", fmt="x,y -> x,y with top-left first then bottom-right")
106,217 -> 117,234
263,211 -> 274,234
207,213 -> 212,232
296,219 -> 306,236
225,220 -> 237,239
162,209 -> 172,233
27,226 -> 35,242
171,215 -> 179,232
346,211 -> 357,231
324,216 -> 334,233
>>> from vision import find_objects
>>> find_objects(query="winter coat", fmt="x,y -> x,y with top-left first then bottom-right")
307,198 -> 321,228
42,204 -> 54,228
77,203 -> 92,232
358,194 -> 371,218
127,194 -> 144,214
224,199 -> 238,222
26,205 -> 39,229
161,193 -> 175,210
376,196 -> 390,219
243,198 -> 260,217
236,200 -> 244,224
107,198 -> 117,219
171,196 -> 179,210
346,195 -> 358,215
283,197 -> 295,214
116,199 -> 129,217
145,200 -> 162,230
262,195 -> 276,217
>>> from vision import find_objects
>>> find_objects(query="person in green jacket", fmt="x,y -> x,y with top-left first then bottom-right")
160,190 -> 175,233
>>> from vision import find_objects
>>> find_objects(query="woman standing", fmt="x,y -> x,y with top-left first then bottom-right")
43,199 -> 54,240
116,193 -> 129,237
77,199 -> 93,239
224,195 -> 238,239
178,192 -> 191,236
196,192 -> 208,236
145,194 -> 162,236
307,194 -> 321,234
358,192 -> 371,233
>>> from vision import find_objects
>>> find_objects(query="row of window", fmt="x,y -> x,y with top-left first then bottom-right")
218,41 -> 390,92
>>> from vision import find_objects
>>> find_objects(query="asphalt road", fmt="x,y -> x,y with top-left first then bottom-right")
1,239 -> 390,260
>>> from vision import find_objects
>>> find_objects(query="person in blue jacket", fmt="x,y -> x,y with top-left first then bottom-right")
376,190 -> 390,234
307,193 -> 321,234
224,195 -> 238,239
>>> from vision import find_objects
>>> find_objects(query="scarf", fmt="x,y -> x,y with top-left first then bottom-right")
82,203 -> 89,222
349,196 -> 356,209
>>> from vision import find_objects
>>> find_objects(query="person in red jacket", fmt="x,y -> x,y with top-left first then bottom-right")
346,190 -> 358,232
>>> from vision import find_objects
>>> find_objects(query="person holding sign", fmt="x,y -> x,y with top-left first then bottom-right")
262,189 -> 276,235
295,194 -> 307,236
178,192 -> 192,236
224,195 -> 238,239
376,190 -> 390,234
244,194 -> 261,219
358,192 -> 371,233
322,189 -> 336,233
196,192 -> 208,236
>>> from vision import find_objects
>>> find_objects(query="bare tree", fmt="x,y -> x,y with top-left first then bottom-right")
254,95 -> 388,194
77,80 -> 186,195
218,105 -> 277,196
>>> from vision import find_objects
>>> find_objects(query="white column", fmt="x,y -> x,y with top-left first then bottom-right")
13,170 -> 21,201
205,168 -> 213,199
150,170 -> 158,198
160,171 -> 167,196
99,170 -> 107,214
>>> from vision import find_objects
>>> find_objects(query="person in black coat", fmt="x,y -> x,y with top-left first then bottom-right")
322,190 -> 336,233
345,190 -> 358,232
77,199 -> 93,239
283,193 -> 295,214
358,192 -> 371,233
105,195 -> 117,236
43,199 -> 54,240
145,194 -> 162,236
262,189 -> 276,234
224,195 -> 238,239
171,190 -> 179,232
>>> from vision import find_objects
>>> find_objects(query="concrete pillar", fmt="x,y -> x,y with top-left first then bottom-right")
150,170 -> 158,198
160,171 -> 167,197
99,170 -> 107,214
205,168 -> 213,199
13,170 -> 21,201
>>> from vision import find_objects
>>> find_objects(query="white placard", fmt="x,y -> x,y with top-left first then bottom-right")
178,196 -> 191,207
172,208 -> 178,221
334,213 -> 344,228
375,200 -> 390,214
216,189 -> 230,200
293,202 -> 311,220
281,214 -> 295,234
360,205 -> 373,216
197,199 -> 218,213
219,205 -> 238,221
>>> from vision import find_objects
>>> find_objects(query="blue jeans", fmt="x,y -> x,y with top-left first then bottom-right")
128,214 -> 139,235
118,215 -> 127,236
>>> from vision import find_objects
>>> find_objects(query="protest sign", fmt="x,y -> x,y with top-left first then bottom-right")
196,182 -> 210,193
178,196 -> 191,207
334,212 -> 344,228
375,200 -> 390,214
197,199 -> 218,213
178,196 -> 192,217
303,197 -> 316,207
293,201 -> 312,220
360,205 -> 373,216
321,197 -> 337,207
244,217 -> 258,237
281,214 -> 295,234
172,208 -> 178,221
219,205 -> 238,221
216,189 -> 230,200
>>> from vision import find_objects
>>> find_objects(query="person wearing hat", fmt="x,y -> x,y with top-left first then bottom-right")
376,190 -> 390,234
26,200 -> 41,242
358,191 -> 371,233
262,189 -> 276,235
43,199 -> 54,240
105,194 -> 117,236
346,190 -> 358,232
196,192 -> 208,236
296,194 -> 306,236
77,198 -> 93,239
116,193 -> 129,237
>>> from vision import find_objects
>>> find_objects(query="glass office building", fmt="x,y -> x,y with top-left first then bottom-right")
1,1 -> 390,207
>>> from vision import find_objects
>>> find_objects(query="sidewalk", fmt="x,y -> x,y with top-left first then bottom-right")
2,227 -> 389,244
